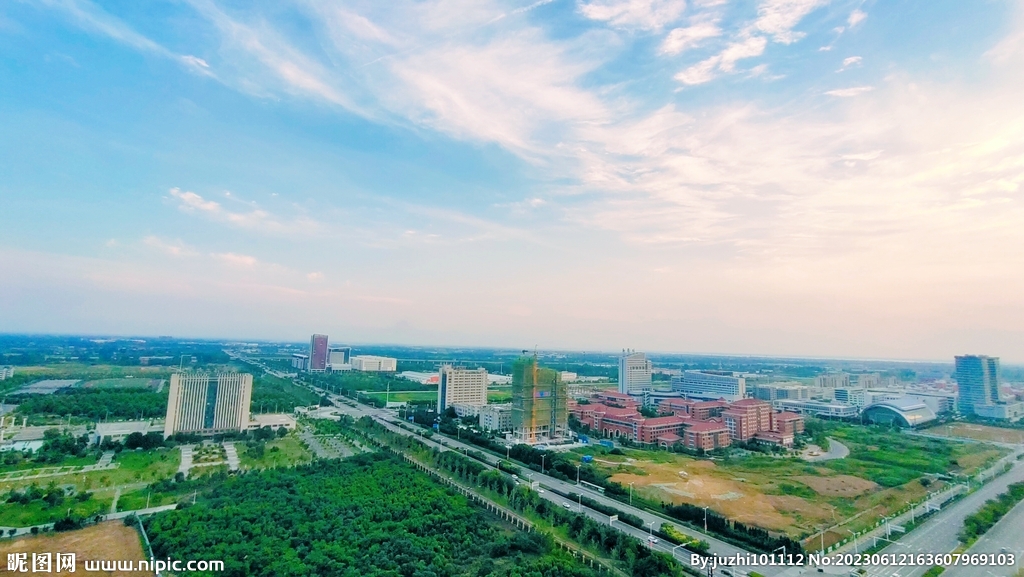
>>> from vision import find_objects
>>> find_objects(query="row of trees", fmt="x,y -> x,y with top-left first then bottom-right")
960,481 -> 1024,543
11,388 -> 167,420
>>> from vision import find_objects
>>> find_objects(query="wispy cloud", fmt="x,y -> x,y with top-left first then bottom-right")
847,9 -> 867,28
37,0 -> 212,75
825,85 -> 873,97
661,21 -> 722,55
837,55 -> 862,71
167,188 -> 321,235
577,0 -> 687,31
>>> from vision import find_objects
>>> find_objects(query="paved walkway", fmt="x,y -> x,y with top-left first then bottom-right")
177,445 -> 194,477
223,442 -> 240,472
0,452 -> 120,482
801,438 -> 849,462
0,504 -> 179,538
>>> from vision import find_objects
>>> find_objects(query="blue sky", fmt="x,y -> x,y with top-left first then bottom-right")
2,0 -> 1023,360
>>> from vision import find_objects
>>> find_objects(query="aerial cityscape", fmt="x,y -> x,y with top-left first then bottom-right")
2,0 -> 1024,576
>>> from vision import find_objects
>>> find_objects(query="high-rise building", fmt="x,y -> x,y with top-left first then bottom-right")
618,350 -> 652,395
309,334 -> 329,372
164,372 -> 252,437
0,366 -> 14,380
438,365 -> 488,412
511,355 -> 568,445
671,370 -> 746,402
479,404 -> 513,432
955,355 -> 1000,415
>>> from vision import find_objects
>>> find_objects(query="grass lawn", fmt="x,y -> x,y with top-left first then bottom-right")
116,487 -> 181,512
361,391 -> 436,403
0,454 -> 100,475
82,377 -> 161,390
0,448 -> 180,496
237,435 -> 313,470
0,494 -> 113,528
488,390 -> 512,403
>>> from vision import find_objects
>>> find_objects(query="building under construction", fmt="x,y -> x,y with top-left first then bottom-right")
511,355 -> 569,445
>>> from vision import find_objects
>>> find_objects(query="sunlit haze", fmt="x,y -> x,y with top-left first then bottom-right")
2,0 -> 1023,361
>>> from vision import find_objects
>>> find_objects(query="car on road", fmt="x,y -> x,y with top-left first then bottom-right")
562,502 -> 573,509
647,536 -> 659,544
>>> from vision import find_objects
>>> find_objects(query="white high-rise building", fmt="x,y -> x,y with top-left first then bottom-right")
164,372 -> 252,437
671,370 -> 746,402
438,365 -> 488,412
618,350 -> 652,395
350,355 -> 397,372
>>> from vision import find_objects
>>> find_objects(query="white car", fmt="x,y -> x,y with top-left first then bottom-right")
562,502 -> 573,509
647,536 -> 659,544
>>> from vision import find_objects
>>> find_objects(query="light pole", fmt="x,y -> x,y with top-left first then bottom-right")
906,500 -> 915,525
506,445 -> 511,461
540,454 -> 546,474
578,493 -> 582,512
818,525 -> 826,554
576,464 -> 581,486
648,521 -> 655,539
629,482 -> 634,506
703,506 -> 709,534
847,529 -> 859,554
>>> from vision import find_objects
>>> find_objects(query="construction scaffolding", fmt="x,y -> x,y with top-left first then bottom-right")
511,355 -> 568,445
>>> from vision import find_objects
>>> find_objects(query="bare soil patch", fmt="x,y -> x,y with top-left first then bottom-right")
0,521 -> 152,576
792,475 -> 877,497
925,423 -> 1024,444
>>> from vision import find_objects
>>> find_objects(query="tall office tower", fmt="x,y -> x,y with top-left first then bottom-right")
671,370 -> 746,402
511,355 -> 568,445
955,355 -> 1000,415
309,334 -> 329,372
618,350 -> 653,395
164,372 -> 253,437
438,365 -> 488,412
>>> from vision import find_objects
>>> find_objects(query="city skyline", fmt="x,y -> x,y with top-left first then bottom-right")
2,1 -> 1024,361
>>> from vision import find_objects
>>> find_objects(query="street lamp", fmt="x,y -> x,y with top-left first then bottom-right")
703,506 -> 709,534
648,521 -> 655,539
576,464 -> 581,486
540,454 -> 546,474
846,529 -> 859,554
578,493 -> 582,513
906,500 -> 915,525
629,482 -> 634,506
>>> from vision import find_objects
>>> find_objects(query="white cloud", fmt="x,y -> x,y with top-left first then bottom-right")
847,9 -> 867,27
660,21 -> 722,54
167,188 -> 321,235
143,236 -> 197,257
837,55 -> 862,71
825,85 -> 874,97
210,252 -> 258,267
38,0 -> 211,75
754,0 -> 828,44
674,35 -> 766,83
577,0 -> 687,31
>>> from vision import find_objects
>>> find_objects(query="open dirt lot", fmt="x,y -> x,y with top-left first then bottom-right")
924,423 -> 1024,444
0,522 -> 152,576
792,474 -> 877,497
608,458 -> 827,533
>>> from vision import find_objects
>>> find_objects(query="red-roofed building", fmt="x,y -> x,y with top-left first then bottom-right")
722,399 -> 774,441
683,420 -> 731,451
773,411 -> 805,436
754,430 -> 794,447
593,391 -> 639,409
637,415 -> 690,445
658,398 -> 729,420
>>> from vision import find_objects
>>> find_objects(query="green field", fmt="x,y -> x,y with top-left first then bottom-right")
238,435 -> 313,470
361,390 -> 436,403
82,377 -> 162,390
